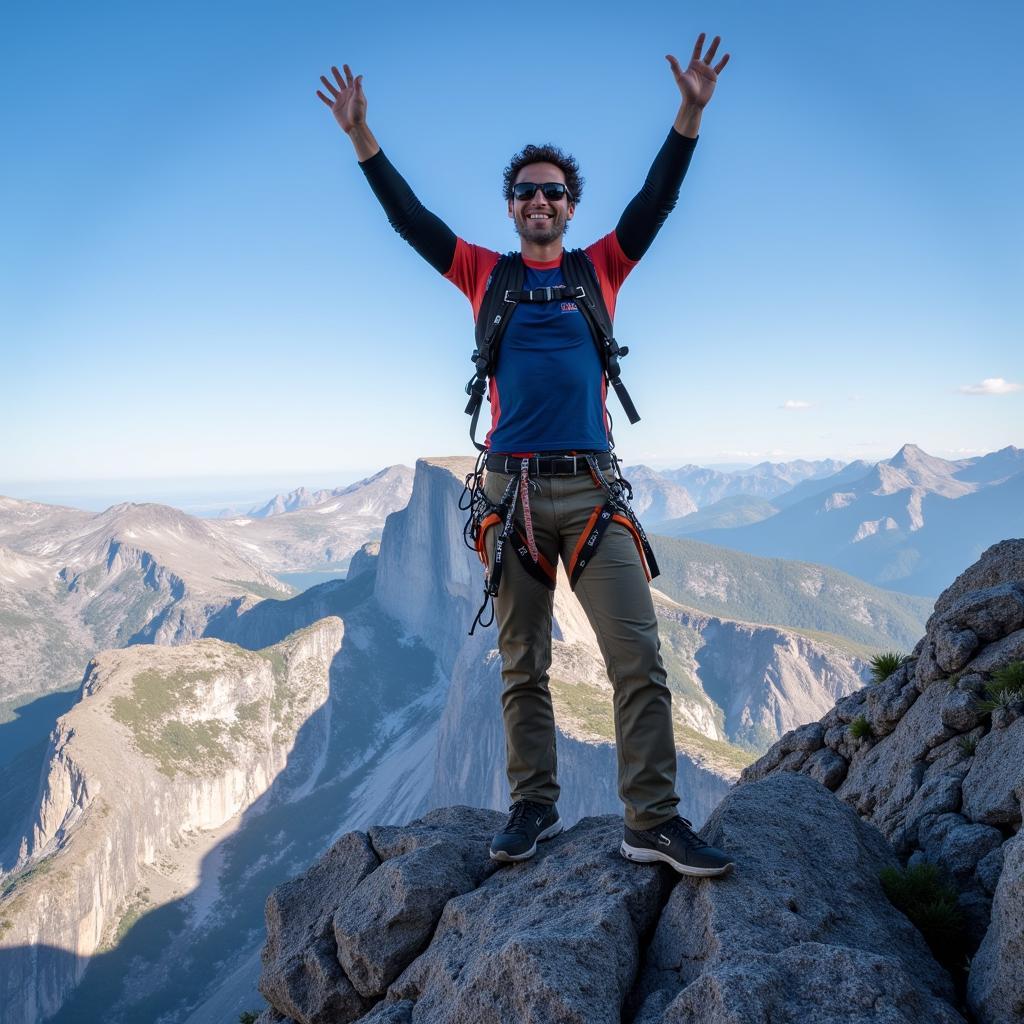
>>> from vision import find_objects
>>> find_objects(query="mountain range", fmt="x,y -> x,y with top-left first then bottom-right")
628,444 -> 1023,597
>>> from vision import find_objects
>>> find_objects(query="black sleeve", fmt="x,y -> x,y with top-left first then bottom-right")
614,130 -> 698,262
358,149 -> 458,275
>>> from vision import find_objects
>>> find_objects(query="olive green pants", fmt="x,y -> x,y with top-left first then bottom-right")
481,468 -> 679,831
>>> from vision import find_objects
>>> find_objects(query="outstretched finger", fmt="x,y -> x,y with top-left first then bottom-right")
714,52 -> 730,75
690,32 -> 705,62
665,54 -> 683,80
320,74 -> 340,98
332,65 -> 347,90
316,89 -> 335,107
342,63 -> 355,87
703,35 -> 721,65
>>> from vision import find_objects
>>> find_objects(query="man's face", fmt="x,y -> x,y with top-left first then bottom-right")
507,161 -> 575,246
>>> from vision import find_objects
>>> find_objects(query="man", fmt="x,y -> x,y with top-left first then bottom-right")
317,34 -> 735,877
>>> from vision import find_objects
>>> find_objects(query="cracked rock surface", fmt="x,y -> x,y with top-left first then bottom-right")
258,778 -> 964,1023
630,773 -> 961,1023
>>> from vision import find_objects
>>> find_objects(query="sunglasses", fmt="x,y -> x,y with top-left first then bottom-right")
512,182 -> 573,202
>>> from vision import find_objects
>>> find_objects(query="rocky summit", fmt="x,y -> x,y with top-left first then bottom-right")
255,539 -> 1024,1024
255,776 -> 965,1024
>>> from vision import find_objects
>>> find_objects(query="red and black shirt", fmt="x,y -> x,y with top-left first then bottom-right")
359,129 -> 697,454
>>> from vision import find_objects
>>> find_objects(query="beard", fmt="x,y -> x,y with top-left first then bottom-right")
514,212 -> 569,244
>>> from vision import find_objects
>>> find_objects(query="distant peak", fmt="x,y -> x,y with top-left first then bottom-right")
884,442 -> 946,468
887,443 -> 932,467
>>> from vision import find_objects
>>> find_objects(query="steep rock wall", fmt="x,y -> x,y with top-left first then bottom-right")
0,618 -> 343,1024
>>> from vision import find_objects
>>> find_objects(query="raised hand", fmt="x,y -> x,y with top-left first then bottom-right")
316,63 -> 366,134
666,33 -> 730,109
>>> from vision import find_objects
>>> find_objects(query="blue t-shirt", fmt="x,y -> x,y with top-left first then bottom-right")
487,264 -> 608,453
443,230 -> 642,453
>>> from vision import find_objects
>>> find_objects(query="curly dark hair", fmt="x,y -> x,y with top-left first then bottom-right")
502,143 -> 584,205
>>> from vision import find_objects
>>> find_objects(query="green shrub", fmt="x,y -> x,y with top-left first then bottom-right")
976,663 -> 1024,713
990,661 -> 1024,698
849,715 -> 872,740
870,651 -> 907,683
946,672 -> 962,690
239,1012 -> 259,1024
957,733 -> 979,756
879,862 -> 966,967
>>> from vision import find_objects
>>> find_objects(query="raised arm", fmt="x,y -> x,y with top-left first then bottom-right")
317,64 -> 457,276
615,34 -> 730,262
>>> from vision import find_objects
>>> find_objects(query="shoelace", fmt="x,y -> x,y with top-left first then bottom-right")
657,815 -> 707,851
505,799 -> 545,835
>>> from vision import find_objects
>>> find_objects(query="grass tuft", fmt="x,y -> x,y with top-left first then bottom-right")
879,862 -> 966,968
976,661 -> 1024,714
870,651 -> 907,684
849,715 -> 872,740
956,733 -> 979,756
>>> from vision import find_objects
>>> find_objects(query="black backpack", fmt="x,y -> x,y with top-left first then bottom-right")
462,248 -> 640,452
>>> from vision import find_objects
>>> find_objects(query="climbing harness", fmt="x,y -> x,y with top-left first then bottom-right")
459,450 -> 660,635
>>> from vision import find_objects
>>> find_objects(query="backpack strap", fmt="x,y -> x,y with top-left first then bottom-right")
464,253 -> 524,452
561,248 -> 641,428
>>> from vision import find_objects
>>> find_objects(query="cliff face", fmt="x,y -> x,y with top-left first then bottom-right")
373,457 -> 481,672
670,606 -> 866,750
741,539 -> 1024,1024
0,619 -> 343,1024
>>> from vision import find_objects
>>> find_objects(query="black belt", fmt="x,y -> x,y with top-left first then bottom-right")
485,452 -> 613,476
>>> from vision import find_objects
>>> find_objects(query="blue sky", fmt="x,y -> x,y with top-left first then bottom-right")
2,0 -> 1021,486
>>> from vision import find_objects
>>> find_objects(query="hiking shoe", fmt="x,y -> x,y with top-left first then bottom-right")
621,815 -> 735,877
489,799 -> 563,862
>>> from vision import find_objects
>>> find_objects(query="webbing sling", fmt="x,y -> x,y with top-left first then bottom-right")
463,249 -> 640,452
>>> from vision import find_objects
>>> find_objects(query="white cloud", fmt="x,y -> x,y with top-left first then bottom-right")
781,399 -> 812,410
958,378 -> 1022,396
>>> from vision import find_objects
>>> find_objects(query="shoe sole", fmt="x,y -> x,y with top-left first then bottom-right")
489,818 -> 564,863
620,840 -> 734,877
